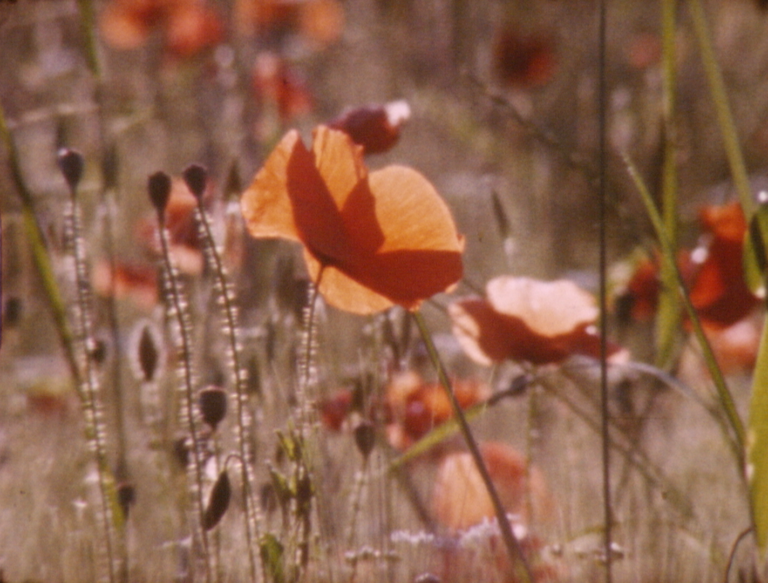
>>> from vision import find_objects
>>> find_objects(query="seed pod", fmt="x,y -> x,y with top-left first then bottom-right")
182,164 -> 208,202
117,482 -> 136,520
148,171 -> 172,216
199,386 -> 227,430
57,148 -> 84,194
353,420 -> 376,459
138,325 -> 160,382
203,469 -> 231,530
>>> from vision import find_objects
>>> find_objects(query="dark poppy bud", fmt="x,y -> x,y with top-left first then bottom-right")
202,469 -> 231,530
138,325 -> 160,382
199,386 -> 227,429
117,482 -> 136,520
57,148 -> 84,194
328,101 -> 410,155
148,171 -> 172,216
353,420 -> 376,459
182,164 -> 208,202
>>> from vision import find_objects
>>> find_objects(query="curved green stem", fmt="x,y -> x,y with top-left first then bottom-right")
412,310 -> 533,583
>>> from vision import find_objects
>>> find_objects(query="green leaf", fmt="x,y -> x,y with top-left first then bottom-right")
744,201 -> 768,297
260,533 -> 285,583
749,320 -> 768,556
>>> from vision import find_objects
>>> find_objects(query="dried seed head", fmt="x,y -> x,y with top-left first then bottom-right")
182,164 -> 208,202
148,171 -> 172,216
353,420 -> 376,459
57,148 -> 84,194
199,386 -> 227,430
138,325 -> 160,382
203,469 -> 231,530
117,482 -> 136,520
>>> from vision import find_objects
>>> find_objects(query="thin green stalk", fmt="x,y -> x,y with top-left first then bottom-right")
0,102 -> 82,390
687,0 -> 753,215
412,310 -> 533,583
655,0 -> 683,369
625,155 -> 745,463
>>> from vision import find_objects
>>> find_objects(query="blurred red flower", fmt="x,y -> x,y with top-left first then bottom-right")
491,24 -> 557,89
99,0 -> 224,58
240,125 -> 464,314
235,0 -> 344,46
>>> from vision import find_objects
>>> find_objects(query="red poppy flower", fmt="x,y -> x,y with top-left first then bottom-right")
240,126 -> 464,314
328,100 -> 411,155
450,276 -> 613,366
99,0 -> 223,58
491,24 -> 557,89
618,201 -> 759,329
689,201 -> 759,328
92,260 -> 159,309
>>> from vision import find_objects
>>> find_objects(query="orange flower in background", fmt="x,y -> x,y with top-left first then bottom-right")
235,0 -> 344,46
385,370 -> 489,450
432,441 -> 554,531
99,0 -> 223,58
450,276 -> 614,366
240,125 -> 464,314
252,52 -> 314,123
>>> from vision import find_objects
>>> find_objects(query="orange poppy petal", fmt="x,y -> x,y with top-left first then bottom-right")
311,125 -> 369,212
304,250 -> 395,314
241,129 -> 352,263
241,130 -> 305,242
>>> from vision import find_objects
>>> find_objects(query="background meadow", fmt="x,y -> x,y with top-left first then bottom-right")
2,0 -> 768,581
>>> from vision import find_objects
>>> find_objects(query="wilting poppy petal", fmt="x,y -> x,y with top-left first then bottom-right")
450,276 -> 613,365
241,126 -> 463,314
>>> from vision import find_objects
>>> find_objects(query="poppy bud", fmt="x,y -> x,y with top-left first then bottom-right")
117,482 -> 136,520
57,148 -> 84,194
182,163 -> 208,202
199,386 -> 227,429
353,420 -> 376,458
203,469 -> 231,530
137,325 -> 160,382
148,171 -> 172,216
329,100 -> 410,155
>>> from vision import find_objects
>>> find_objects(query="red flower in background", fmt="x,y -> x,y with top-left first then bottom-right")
450,276 -> 618,366
240,125 -> 464,314
234,0 -> 344,47
491,24 -> 558,89
252,52 -> 314,123
100,0 -> 223,58
619,201 -> 759,329
689,201 -> 759,328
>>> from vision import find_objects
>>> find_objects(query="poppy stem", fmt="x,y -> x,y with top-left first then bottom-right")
412,310 -> 534,583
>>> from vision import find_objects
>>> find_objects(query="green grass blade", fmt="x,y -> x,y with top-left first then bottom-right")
624,155 -> 745,460
748,316 -> 768,555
